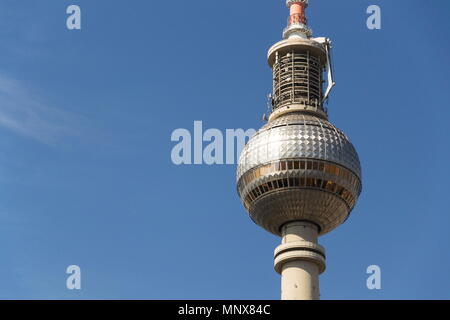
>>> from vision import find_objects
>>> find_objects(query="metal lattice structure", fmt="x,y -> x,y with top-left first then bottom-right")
272,51 -> 324,112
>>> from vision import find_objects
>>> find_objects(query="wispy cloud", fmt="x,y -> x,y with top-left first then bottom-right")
0,74 -> 81,144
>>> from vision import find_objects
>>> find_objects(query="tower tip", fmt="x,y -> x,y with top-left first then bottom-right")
283,0 -> 312,39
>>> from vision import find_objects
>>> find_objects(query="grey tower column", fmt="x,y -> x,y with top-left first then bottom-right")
274,222 -> 325,300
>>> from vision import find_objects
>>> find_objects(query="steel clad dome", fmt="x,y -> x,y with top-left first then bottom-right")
236,113 -> 362,236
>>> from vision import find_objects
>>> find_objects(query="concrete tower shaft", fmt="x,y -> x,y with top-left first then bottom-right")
274,222 -> 325,300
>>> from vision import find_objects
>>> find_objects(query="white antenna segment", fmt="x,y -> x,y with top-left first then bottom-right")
323,39 -> 336,103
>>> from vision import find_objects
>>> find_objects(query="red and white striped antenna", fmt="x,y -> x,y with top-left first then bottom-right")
284,0 -> 312,39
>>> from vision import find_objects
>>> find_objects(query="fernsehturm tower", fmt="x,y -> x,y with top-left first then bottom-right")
236,0 -> 362,300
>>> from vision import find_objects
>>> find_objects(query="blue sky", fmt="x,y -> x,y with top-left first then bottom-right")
0,0 -> 449,299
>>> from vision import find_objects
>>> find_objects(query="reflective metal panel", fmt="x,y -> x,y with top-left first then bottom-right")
237,113 -> 361,180
236,113 -> 362,235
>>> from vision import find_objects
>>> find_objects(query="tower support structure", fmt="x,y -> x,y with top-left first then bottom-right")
274,222 -> 325,300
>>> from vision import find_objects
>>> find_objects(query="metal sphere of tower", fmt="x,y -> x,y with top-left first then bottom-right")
237,113 -> 362,236
236,0 -> 362,300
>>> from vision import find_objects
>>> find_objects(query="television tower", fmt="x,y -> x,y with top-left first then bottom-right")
236,0 -> 362,300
